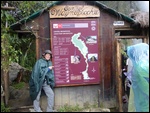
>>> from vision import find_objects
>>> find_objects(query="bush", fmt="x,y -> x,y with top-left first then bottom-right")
1,102 -> 10,112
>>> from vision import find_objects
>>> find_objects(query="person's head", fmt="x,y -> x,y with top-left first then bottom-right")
43,50 -> 52,60
127,43 -> 149,63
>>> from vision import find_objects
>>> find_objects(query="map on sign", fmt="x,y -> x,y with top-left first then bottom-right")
72,32 -> 91,80
51,19 -> 100,86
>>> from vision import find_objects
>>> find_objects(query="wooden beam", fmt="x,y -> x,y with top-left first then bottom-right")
35,32 -> 39,60
1,6 -> 15,10
13,30 -> 37,33
114,28 -> 134,31
115,36 -> 145,39
9,105 -> 33,110
116,40 -> 123,112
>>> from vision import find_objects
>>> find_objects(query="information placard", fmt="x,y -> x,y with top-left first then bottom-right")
50,19 -> 100,86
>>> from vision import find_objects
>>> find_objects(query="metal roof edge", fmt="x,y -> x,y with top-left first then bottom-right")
10,1 -> 136,29
10,1 -> 64,29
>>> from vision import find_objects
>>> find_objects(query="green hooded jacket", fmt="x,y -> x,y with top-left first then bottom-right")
29,57 -> 55,101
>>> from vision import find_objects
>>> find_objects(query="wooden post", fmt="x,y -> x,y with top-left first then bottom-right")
35,32 -> 40,60
98,89 -> 101,107
1,3 -> 15,106
116,40 -> 123,112
3,70 -> 9,106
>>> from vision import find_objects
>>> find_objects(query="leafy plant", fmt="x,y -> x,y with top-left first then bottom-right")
11,82 -> 25,89
1,102 -> 10,112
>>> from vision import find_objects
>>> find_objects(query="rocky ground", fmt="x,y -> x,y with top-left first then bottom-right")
8,83 -> 32,112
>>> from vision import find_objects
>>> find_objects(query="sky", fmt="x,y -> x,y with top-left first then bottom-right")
138,1 -> 149,12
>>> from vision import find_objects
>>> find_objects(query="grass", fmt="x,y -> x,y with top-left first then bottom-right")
57,103 -> 103,112
1,102 -> 10,112
57,104 -> 83,112
11,82 -> 25,89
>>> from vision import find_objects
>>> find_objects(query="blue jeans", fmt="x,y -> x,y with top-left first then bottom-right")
33,81 -> 54,112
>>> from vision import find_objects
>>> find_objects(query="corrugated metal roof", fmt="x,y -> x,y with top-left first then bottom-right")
10,1 -> 135,29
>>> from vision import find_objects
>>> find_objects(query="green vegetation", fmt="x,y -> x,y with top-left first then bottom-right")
1,102 -> 10,112
57,102 -> 101,112
57,104 -> 83,112
1,1 -> 46,72
11,82 -> 25,89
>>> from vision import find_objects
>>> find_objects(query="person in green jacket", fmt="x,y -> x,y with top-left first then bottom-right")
29,50 -> 55,112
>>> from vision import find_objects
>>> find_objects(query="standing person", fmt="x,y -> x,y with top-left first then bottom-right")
29,50 -> 55,112
125,57 -> 134,112
121,50 -> 128,103
125,57 -> 132,99
127,43 -> 149,112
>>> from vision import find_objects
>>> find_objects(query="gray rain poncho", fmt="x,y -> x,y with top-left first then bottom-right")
127,43 -> 149,112
29,57 -> 55,101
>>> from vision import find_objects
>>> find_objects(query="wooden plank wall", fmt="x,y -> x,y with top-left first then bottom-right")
99,10 -> 116,100
41,85 -> 100,110
38,1 -> 122,110
43,3 -> 117,109
56,85 -> 100,107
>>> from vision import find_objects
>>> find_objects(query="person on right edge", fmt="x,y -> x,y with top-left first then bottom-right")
127,43 -> 149,112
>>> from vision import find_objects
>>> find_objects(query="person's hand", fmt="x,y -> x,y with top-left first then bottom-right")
49,66 -> 54,70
